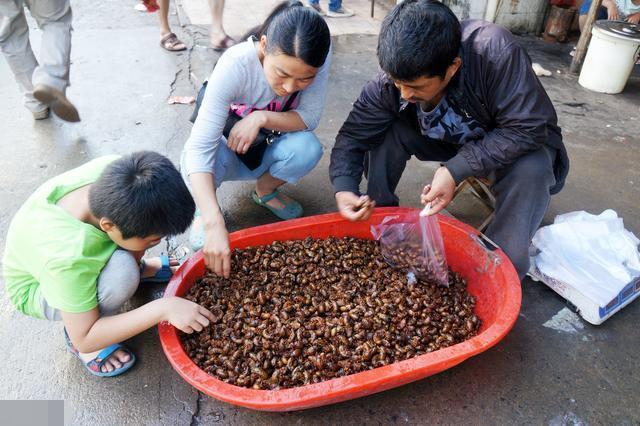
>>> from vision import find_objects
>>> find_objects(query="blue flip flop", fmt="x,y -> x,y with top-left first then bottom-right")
64,329 -> 136,378
139,255 -> 173,284
251,189 -> 303,220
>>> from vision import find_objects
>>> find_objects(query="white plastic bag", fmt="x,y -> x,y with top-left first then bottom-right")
531,210 -> 640,305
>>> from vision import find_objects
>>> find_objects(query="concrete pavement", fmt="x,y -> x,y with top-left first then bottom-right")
1,0 -> 639,424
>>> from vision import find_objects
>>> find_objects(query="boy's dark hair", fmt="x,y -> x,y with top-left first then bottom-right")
247,0 -> 330,68
89,151 -> 195,239
377,0 -> 461,81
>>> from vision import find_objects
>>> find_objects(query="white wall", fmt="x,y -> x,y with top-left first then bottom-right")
494,0 -> 549,34
441,0 -> 490,20
438,0 -> 549,34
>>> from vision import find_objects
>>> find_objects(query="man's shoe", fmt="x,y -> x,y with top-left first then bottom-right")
306,2 -> 326,15
326,6 -> 354,17
32,84 -> 80,122
32,108 -> 50,120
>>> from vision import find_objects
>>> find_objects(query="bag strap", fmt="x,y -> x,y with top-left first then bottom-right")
282,91 -> 299,111
229,91 -> 298,120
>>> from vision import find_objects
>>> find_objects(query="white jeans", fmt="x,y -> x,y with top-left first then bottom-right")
0,0 -> 72,112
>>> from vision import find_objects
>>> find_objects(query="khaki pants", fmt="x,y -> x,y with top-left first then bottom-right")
0,0 -> 72,112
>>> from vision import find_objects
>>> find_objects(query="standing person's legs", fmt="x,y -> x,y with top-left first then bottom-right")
326,0 -> 354,17
157,0 -> 186,51
484,146 -> 557,280
328,0 -> 343,11
24,0 -> 79,121
158,0 -> 171,36
26,0 -> 71,94
208,0 -> 234,49
365,120 -> 458,206
307,0 -> 326,15
0,0 -> 47,115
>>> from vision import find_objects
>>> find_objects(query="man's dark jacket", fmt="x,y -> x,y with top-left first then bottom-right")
330,20 -> 569,195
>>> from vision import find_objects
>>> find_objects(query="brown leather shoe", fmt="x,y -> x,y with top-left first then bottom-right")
32,84 -> 80,122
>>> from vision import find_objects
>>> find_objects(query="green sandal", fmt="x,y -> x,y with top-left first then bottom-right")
251,189 -> 303,220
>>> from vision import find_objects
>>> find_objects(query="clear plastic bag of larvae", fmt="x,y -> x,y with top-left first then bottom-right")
371,206 -> 449,287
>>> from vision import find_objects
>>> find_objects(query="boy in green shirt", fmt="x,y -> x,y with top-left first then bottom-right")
3,151 -> 214,377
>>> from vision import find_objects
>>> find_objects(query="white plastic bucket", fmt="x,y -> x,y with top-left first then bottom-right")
579,25 -> 640,94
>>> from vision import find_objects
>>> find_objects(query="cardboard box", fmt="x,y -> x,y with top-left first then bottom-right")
529,258 -> 640,325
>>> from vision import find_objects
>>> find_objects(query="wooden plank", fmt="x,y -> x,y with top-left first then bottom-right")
570,0 -> 604,74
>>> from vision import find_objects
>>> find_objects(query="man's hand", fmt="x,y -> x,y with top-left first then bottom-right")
627,13 -> 640,24
420,166 -> 456,215
203,220 -> 231,278
335,191 -> 375,222
227,111 -> 265,154
162,297 -> 214,334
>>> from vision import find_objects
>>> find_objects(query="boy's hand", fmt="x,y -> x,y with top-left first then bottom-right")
420,166 -> 456,215
335,191 -> 375,222
163,297 -> 215,334
227,112 -> 265,155
203,220 -> 231,278
604,0 -> 620,20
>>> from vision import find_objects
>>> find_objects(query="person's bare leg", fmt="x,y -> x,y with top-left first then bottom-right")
158,0 -> 171,36
157,0 -> 186,51
256,173 -> 289,209
208,0 -> 230,47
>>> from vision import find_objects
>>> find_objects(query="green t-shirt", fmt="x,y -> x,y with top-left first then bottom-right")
2,156 -> 120,319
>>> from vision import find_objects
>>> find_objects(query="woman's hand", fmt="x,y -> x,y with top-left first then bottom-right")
227,111 -> 266,154
627,13 -> 640,24
203,219 -> 232,278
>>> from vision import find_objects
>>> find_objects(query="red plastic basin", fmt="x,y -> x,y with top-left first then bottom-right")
159,207 -> 521,411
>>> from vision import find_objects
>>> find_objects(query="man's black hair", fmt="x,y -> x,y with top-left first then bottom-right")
89,151 -> 195,239
377,0 -> 461,80
245,0 -> 330,69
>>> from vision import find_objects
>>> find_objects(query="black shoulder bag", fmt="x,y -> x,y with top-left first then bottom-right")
190,81 -> 299,170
